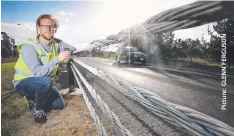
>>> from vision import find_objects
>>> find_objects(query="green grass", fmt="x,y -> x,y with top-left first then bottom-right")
2,62 -> 16,73
1,62 -> 27,136
1,62 -> 16,94
1,98 -> 28,136
2,98 -> 27,119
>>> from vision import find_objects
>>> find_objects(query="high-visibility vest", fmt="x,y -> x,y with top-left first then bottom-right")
13,35 -> 59,81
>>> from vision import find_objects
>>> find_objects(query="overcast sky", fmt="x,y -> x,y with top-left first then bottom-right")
1,0 -> 214,51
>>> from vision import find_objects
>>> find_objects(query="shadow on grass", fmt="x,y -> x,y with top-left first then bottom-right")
1,62 -> 28,136
1,96 -> 28,136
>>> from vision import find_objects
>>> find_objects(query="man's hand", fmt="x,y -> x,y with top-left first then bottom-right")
57,51 -> 71,63
63,58 -> 71,63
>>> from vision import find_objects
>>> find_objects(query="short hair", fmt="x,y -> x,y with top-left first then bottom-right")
36,14 -> 59,28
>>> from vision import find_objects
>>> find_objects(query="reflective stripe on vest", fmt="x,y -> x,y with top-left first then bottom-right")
14,35 -> 59,81
15,69 -> 34,77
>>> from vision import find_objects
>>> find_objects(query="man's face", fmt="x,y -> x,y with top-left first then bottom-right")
39,18 -> 56,40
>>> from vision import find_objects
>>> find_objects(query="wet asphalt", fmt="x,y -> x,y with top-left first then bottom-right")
72,57 -> 234,136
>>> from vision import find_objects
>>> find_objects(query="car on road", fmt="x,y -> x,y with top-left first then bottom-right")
115,46 -> 147,65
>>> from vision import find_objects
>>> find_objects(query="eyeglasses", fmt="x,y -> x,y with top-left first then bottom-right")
39,25 -> 55,29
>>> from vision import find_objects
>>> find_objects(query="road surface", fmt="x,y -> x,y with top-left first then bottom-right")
73,57 -> 234,136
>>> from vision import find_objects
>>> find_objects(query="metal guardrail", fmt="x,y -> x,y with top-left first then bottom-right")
72,58 -> 234,136
71,62 -> 133,136
87,1 -> 234,53
67,59 -> 107,136
65,1 -> 234,135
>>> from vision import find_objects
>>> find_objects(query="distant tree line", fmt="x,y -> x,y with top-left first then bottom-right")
1,32 -> 18,58
88,17 -> 234,67
151,17 -> 234,67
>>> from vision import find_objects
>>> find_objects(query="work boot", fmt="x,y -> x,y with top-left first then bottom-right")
34,110 -> 47,123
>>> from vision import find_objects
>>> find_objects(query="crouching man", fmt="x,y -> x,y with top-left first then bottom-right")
12,14 -> 76,123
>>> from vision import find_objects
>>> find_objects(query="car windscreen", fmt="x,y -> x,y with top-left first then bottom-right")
129,48 -> 138,52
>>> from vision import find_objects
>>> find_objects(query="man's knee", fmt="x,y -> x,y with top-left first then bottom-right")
59,101 -> 65,109
52,98 -> 65,110
56,101 -> 65,110
58,99 -> 65,109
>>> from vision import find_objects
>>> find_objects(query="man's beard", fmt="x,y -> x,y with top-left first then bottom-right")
41,33 -> 54,41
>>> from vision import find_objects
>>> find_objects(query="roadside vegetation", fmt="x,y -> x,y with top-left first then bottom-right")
79,17 -> 234,69
1,62 -> 28,136
1,62 -> 98,136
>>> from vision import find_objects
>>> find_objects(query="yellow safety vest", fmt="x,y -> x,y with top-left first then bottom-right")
13,35 -> 59,81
